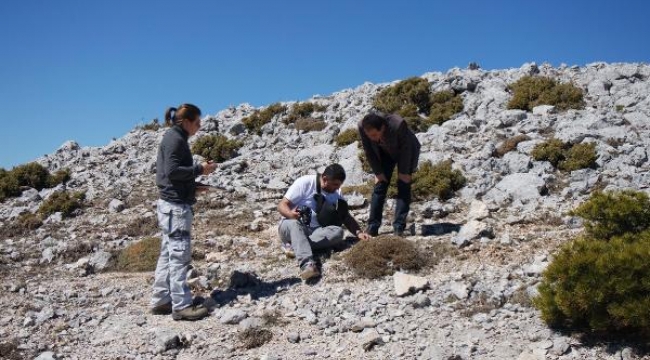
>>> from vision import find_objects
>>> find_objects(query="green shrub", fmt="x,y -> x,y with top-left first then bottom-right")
531,138 -> 568,168
532,139 -> 597,171
241,103 -> 287,134
12,163 -> 50,190
616,104 -> 625,113
344,235 -> 428,279
427,90 -> 464,127
373,77 -> 432,115
284,102 -> 327,124
38,191 -> 85,218
411,160 -> 467,201
534,232 -> 650,335
113,237 -> 161,272
398,103 -> 424,132
559,142 -> 598,171
294,118 -> 327,132
192,134 -> 243,162
335,128 -> 360,147
139,118 -> 162,131
48,169 -> 71,187
507,76 -> 584,111
569,190 -> 650,241
494,134 -> 531,157
0,169 -> 20,202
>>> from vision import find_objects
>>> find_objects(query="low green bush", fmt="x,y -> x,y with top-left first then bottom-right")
0,163 -> 70,202
535,190 -> 650,337
494,134 -> 531,157
373,77 -> 432,115
532,139 -> 597,171
534,232 -> 650,335
38,191 -> 85,218
427,90 -> 464,127
0,169 -> 20,202
335,128 -> 360,147
241,103 -> 287,134
192,134 -> 243,162
411,160 -> 467,201
139,118 -> 163,131
507,76 -> 584,111
113,237 -> 161,272
569,190 -> 650,241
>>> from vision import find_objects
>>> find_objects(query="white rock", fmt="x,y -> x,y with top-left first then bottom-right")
393,272 -> 429,296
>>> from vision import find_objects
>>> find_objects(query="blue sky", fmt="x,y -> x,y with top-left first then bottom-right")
1,0 -> 648,168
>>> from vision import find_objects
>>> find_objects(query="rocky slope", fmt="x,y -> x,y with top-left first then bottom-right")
1,61 -> 650,359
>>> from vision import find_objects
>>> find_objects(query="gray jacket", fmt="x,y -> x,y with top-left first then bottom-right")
156,125 -> 203,204
359,114 -> 421,175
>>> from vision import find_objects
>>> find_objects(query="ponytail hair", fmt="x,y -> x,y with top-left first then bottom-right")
164,103 -> 202,127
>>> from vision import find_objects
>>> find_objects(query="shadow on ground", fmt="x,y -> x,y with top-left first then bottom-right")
206,272 -> 301,309
421,222 -> 461,236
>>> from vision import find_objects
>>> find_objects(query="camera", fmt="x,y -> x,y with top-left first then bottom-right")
297,205 -> 312,226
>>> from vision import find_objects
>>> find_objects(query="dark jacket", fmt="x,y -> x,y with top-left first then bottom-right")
358,114 -> 421,175
156,125 -> 203,204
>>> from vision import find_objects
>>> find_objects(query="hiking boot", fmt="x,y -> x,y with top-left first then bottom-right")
281,242 -> 295,258
299,260 -> 320,280
150,302 -> 172,315
172,304 -> 209,321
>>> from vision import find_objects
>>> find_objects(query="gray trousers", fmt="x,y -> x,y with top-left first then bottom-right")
278,219 -> 345,265
151,199 -> 193,311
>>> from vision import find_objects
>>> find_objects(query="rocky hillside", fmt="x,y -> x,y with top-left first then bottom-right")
1,62 -> 649,359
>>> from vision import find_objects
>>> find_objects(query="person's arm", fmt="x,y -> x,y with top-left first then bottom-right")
343,212 -> 371,240
278,198 -> 300,219
165,140 -> 202,181
359,126 -> 383,176
396,121 -> 417,182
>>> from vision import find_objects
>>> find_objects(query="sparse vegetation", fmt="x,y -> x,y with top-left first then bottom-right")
241,103 -> 287,134
294,118 -> 327,132
0,163 -> 70,202
113,237 -> 161,272
616,104 -> 625,113
534,190 -> 650,337
191,134 -> 243,162
119,216 -> 159,238
0,212 -> 43,239
38,191 -> 85,218
494,134 -> 530,157
335,128 -> 360,147
373,77 -> 464,132
507,76 -> 584,111
532,139 -> 597,171
139,118 -> 164,131
284,102 -> 327,124
238,328 -> 272,349
344,236 -> 429,279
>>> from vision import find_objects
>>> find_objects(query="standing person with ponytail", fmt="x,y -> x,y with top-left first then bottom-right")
150,103 -> 217,321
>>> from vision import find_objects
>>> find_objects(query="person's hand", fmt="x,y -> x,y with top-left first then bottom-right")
289,207 -> 301,220
357,231 -> 371,241
374,174 -> 388,184
201,161 -> 217,175
397,173 -> 412,183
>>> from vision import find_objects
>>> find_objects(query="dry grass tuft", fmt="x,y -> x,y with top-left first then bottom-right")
238,328 -> 272,349
344,236 -> 429,279
112,237 -> 161,272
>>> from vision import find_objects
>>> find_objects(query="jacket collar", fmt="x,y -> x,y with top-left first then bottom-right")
172,124 -> 189,140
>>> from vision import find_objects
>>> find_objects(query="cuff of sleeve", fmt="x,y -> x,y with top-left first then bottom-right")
195,164 -> 203,176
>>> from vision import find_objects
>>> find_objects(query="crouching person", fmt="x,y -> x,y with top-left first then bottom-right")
150,104 -> 217,321
277,164 -> 370,280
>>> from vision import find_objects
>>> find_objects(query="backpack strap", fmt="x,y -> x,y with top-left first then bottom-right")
314,172 -> 324,213
315,172 -> 321,194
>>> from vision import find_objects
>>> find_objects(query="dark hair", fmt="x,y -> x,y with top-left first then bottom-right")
164,103 -> 201,127
322,163 -> 346,182
361,113 -> 387,131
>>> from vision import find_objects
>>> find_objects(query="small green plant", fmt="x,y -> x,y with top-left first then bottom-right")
191,134 -> 243,162
0,164 -> 70,202
11,163 -> 50,190
569,190 -> 650,241
344,235 -> 428,279
38,191 -> 85,218
47,169 -> 71,187
0,169 -> 20,202
532,139 -> 597,171
294,118 -> 327,132
335,128 -> 360,147
411,160 -> 467,201
427,90 -> 464,127
284,102 -> 327,124
616,104 -> 625,113
241,103 -> 287,134
113,237 -> 161,272
507,76 -> 584,111
494,134 -> 531,158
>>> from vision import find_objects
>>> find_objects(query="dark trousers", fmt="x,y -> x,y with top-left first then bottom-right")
367,152 -> 412,234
